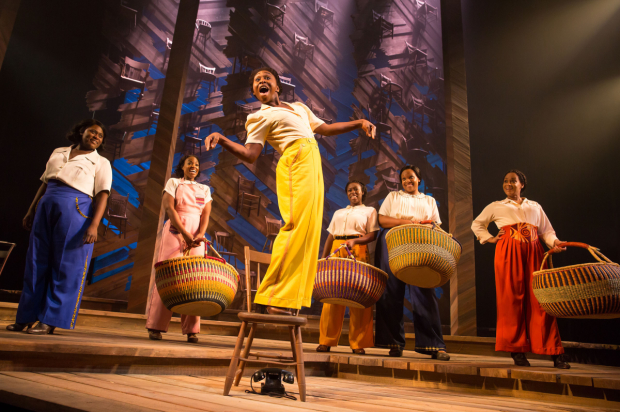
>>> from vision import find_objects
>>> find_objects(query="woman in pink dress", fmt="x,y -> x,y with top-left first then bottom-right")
145,155 -> 212,343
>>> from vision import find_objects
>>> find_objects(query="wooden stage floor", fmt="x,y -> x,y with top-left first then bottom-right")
1,320 -> 620,411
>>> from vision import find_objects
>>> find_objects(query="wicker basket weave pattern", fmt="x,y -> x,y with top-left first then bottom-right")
313,245 -> 388,309
154,245 -> 239,317
533,243 -> 620,319
385,224 -> 462,287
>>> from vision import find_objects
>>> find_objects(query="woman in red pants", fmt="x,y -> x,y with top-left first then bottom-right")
471,169 -> 570,369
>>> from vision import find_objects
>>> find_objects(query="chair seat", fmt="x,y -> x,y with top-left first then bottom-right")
238,311 -> 307,326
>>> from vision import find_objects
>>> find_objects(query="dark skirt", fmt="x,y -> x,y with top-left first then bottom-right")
16,180 -> 94,329
374,228 -> 446,354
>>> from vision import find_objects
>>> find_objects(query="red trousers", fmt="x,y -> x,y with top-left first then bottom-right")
494,223 -> 564,355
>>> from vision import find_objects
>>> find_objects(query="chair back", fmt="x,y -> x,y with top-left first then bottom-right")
121,57 -> 150,82
238,176 -> 256,195
199,63 -> 215,76
0,241 -> 16,277
213,231 -> 235,254
295,33 -> 308,45
265,217 -> 283,236
243,246 -> 271,312
108,194 -> 129,219
384,175 -> 401,192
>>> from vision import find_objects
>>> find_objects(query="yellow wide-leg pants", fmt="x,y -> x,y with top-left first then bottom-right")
254,138 -> 324,309
318,240 -> 374,349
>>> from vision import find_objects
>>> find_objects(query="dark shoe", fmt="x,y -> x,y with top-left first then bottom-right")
265,306 -> 293,316
27,322 -> 55,335
352,348 -> 366,355
6,322 -> 34,332
316,345 -> 331,352
389,348 -> 403,357
552,355 -> 570,369
431,351 -> 450,361
511,352 -> 530,367
148,330 -> 162,340
187,333 -> 199,343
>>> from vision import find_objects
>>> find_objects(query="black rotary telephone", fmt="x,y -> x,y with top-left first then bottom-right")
248,368 -> 295,400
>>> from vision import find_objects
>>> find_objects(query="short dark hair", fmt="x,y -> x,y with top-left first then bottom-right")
248,66 -> 283,96
504,169 -> 527,193
174,155 -> 201,178
345,180 -> 368,202
399,164 -> 422,183
66,119 -> 107,150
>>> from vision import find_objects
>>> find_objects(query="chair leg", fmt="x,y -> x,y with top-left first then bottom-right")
223,320 -> 247,396
294,325 -> 306,402
262,239 -> 269,252
234,323 -> 256,386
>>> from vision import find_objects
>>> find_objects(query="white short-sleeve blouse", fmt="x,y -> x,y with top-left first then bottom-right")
244,102 -> 324,154
163,178 -> 212,203
40,146 -> 112,197
327,205 -> 380,237
378,191 -> 441,224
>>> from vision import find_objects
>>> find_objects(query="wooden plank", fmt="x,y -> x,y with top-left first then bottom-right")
128,0 -> 201,315
510,369 -> 558,383
593,376 -> 620,390
436,363 -> 479,376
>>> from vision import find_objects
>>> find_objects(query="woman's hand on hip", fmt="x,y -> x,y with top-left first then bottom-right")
23,210 -> 35,231
83,224 -> 98,244
486,229 -> 505,244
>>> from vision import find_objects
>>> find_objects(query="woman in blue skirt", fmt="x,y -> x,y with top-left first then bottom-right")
6,119 -> 112,335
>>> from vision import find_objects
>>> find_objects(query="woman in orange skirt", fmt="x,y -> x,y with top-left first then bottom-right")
316,181 -> 379,355
472,169 -> 569,368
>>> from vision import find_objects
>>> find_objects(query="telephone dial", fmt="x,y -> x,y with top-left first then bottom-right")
251,368 -> 295,396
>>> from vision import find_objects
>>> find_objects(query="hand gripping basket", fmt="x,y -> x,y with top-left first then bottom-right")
313,244 -> 388,308
385,221 -> 462,288
154,241 -> 239,317
533,242 -> 620,319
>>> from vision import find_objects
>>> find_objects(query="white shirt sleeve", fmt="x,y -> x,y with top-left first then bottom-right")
537,204 -> 558,248
163,178 -> 179,198
471,203 -> 496,244
378,192 -> 395,217
366,208 -> 380,232
428,196 -> 442,225
298,103 -> 325,132
326,214 -> 337,235
94,158 -> 113,196
203,185 -> 213,204
245,112 -> 270,147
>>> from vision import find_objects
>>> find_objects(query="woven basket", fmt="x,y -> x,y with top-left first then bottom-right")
154,241 -> 239,317
313,244 -> 388,308
385,221 -> 462,288
533,242 -> 620,319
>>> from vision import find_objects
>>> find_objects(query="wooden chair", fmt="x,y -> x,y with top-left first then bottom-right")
0,241 -> 16,277
183,126 -> 202,155
104,194 -> 129,238
213,231 -> 238,269
294,33 -> 315,60
370,10 -> 394,41
262,217 -> 282,252
199,63 -> 218,96
106,130 -> 127,162
236,176 -> 261,217
119,56 -> 150,100
367,103 -> 392,147
223,247 -> 308,401
315,0 -> 334,27
266,2 -> 286,27
279,75 -> 296,102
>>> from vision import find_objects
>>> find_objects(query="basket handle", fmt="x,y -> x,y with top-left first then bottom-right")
183,239 -> 224,260
539,242 -> 612,271
414,220 -> 451,236
325,243 -> 357,263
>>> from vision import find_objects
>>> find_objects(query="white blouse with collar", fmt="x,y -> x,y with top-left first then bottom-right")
471,198 -> 558,248
378,191 -> 441,224
40,146 -> 112,197
163,178 -> 212,202
327,205 -> 380,237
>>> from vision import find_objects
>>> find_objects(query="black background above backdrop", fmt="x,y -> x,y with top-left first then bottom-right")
0,0 -> 618,344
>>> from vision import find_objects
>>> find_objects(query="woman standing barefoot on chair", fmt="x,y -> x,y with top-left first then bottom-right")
145,155 -> 212,343
205,67 -> 375,315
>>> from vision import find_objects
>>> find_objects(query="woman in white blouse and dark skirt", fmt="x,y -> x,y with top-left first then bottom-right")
316,180 -> 379,355
471,170 -> 569,368
6,119 -> 112,335
375,165 -> 449,360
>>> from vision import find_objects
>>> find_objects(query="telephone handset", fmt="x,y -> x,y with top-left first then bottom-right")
251,368 -> 295,397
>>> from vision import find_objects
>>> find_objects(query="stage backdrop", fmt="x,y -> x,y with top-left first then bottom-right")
82,0 -> 449,320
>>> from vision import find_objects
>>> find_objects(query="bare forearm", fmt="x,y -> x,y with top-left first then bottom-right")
321,234 -> 334,258
318,120 -> 364,136
353,231 -> 377,246
198,204 -> 211,237
90,191 -> 109,227
28,183 -> 47,213
378,215 -> 410,229
166,207 -> 188,235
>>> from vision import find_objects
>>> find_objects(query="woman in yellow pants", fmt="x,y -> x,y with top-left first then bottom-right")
205,67 -> 375,315
316,181 -> 379,354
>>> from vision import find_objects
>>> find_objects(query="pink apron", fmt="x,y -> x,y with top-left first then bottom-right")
146,181 -> 208,334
